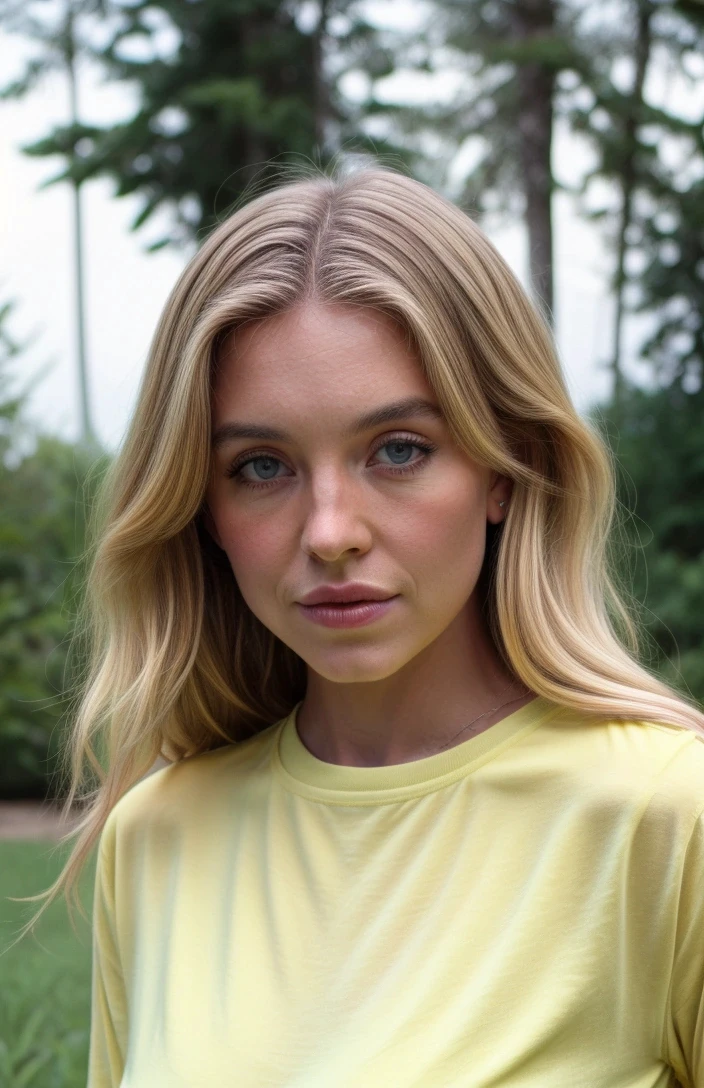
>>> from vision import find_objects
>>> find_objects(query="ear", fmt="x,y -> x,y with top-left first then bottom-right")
487,473 -> 513,525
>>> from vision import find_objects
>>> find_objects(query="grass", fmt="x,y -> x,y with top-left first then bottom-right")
0,840 -> 96,1087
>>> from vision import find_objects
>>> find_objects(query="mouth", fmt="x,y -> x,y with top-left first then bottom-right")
296,595 -> 399,627
301,597 -> 395,607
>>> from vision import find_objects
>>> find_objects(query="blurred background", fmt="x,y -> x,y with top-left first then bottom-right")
0,0 -> 702,1081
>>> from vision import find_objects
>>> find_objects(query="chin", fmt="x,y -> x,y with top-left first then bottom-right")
300,645 -> 410,685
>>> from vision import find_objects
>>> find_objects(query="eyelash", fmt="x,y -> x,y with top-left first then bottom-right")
225,434 -> 438,490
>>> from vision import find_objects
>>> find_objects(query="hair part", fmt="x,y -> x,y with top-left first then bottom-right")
7,155 -> 703,949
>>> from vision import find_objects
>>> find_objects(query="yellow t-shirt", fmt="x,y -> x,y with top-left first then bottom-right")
87,695 -> 704,1087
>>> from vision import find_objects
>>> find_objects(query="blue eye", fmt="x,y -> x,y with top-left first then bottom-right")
226,435 -> 438,490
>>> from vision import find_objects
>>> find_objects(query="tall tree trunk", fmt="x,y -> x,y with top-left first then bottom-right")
312,0 -> 330,157
64,0 -> 94,447
509,0 -> 556,325
611,0 -> 653,419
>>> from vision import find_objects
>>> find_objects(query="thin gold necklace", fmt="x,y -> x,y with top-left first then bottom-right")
431,680 -> 533,755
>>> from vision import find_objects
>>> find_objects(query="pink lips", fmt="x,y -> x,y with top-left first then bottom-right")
297,582 -> 396,607
296,597 -> 399,628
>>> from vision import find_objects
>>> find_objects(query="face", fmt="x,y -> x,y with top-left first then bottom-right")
205,301 -> 510,684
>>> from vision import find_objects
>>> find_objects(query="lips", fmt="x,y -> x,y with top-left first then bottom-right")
315,599 -> 373,607
300,597 -> 394,607
296,596 -> 399,628
297,583 -> 396,607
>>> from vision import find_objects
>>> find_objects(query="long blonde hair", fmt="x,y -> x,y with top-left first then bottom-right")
10,158 -> 704,943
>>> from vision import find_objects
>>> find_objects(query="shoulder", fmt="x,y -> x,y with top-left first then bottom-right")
100,717 -> 284,850
537,706 -> 704,828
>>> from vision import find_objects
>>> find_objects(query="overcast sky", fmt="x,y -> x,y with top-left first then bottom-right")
2,1 -> 694,452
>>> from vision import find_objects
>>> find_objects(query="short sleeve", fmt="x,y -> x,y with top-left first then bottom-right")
86,811 -> 128,1088
664,808 -> 704,1088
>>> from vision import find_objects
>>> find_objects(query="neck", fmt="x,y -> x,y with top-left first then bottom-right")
295,607 -> 534,767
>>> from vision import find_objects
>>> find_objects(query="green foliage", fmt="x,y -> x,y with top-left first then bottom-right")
374,0 -> 586,214
569,0 -> 704,392
0,436 -> 108,799
634,173 -> 704,391
0,841 -> 95,1086
590,381 -> 704,705
0,305 -> 110,799
2,0 -> 422,248
0,302 -> 25,425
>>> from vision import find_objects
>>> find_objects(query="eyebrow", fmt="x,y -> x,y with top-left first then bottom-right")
211,396 -> 445,449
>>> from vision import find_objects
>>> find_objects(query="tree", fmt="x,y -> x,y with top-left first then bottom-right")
0,300 -> 108,798
570,0 -> 704,411
570,1 -> 704,704
590,380 -> 704,706
627,0 -> 704,396
376,0 -> 702,353
0,0 -> 108,443
373,0 -> 590,324
2,0 -> 421,249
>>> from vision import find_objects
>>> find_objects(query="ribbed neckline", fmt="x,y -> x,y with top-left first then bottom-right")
271,695 -> 564,805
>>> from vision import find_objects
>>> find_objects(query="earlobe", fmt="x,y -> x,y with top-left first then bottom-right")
488,475 -> 512,524
487,501 -> 506,526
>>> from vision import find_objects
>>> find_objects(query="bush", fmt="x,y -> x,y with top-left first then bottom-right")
0,432 -> 109,799
589,382 -> 704,708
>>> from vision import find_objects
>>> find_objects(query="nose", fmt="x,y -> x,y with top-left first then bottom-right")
299,471 -> 373,562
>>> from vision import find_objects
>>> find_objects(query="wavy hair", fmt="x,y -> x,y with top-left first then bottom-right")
9,158 -> 704,943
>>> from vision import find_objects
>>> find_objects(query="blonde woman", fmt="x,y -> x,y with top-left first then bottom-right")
18,163 -> 704,1086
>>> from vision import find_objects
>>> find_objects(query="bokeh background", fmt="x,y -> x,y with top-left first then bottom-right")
1,0 -> 702,1082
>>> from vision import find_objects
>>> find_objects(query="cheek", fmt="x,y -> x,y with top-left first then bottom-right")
212,503 -> 287,585
390,478 -> 486,565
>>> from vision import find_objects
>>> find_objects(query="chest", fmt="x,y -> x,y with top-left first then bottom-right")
116,792 -> 676,1086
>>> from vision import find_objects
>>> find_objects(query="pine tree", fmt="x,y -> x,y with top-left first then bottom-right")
2,0 -> 421,249
576,0 -> 704,705
570,0 -> 704,408
377,0 -> 589,324
0,300 -> 109,798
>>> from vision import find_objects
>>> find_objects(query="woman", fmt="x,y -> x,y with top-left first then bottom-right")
19,162 -> 704,1086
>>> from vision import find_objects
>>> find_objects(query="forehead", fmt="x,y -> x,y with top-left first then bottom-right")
212,302 -> 432,410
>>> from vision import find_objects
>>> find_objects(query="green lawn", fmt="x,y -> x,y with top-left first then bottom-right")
0,841 -> 96,1087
